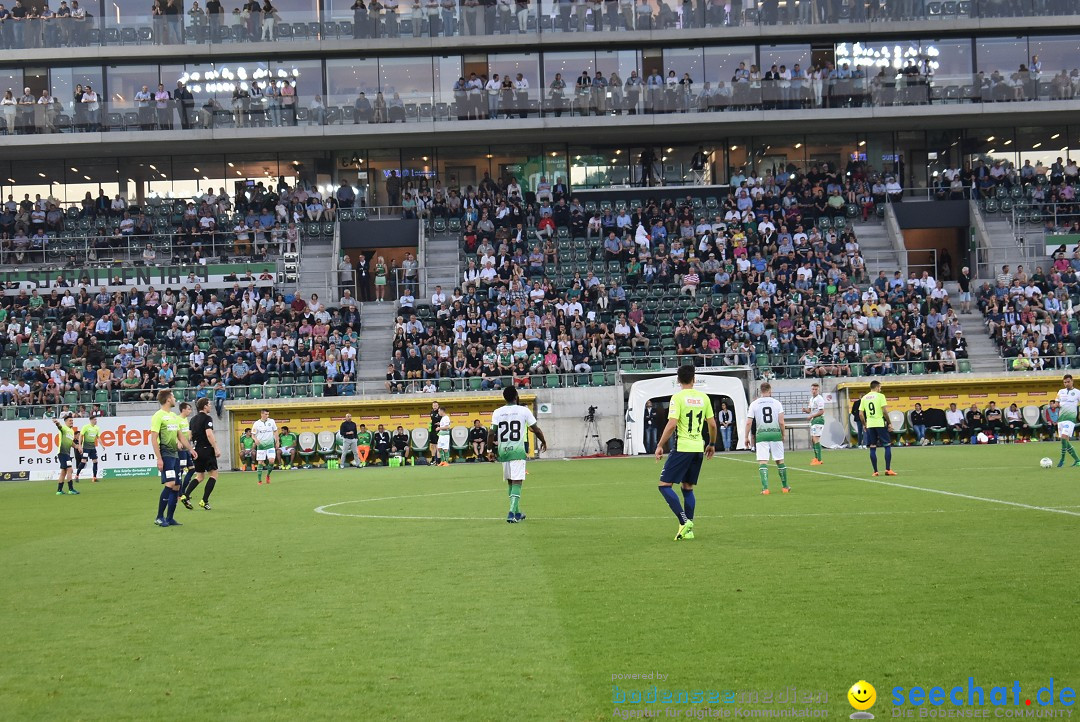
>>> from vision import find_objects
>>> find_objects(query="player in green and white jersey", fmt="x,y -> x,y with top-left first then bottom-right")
238,429 -> 256,470
279,426 -> 298,469
436,414 -> 451,466
251,409 -> 280,484
487,386 -> 547,524
1056,374 -> 1080,467
745,382 -> 789,495
803,382 -> 826,465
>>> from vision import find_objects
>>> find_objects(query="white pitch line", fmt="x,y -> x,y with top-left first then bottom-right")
719,456 -> 1080,518
315,485 -> 1028,522
313,509 -> 992,522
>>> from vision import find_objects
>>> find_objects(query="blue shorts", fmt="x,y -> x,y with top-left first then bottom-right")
82,447 -> 98,460
58,453 -> 72,470
160,455 -> 181,485
660,450 -> 704,486
179,450 -> 191,469
865,427 -> 892,447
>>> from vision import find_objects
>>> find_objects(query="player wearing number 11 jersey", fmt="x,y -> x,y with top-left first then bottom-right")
488,386 -> 547,524
654,365 -> 718,541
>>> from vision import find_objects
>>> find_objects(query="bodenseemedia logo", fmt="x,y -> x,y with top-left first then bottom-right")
891,678 -> 1075,711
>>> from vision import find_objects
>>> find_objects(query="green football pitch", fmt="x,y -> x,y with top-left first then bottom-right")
2,445 -> 1079,721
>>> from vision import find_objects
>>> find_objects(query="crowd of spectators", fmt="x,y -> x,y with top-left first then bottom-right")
0,0 -> 1074,52
932,156 -> 1080,203
980,258 -> 1080,371
0,180 -> 331,265
0,279 -> 359,414
4,54 -> 1079,136
382,162 -> 966,392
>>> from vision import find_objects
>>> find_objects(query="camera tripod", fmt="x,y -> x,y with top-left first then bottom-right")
580,415 -> 603,456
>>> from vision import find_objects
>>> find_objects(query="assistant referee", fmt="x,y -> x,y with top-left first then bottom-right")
183,397 -> 221,510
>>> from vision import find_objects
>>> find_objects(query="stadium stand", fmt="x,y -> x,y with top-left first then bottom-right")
385,164 -> 970,392
0,184 -> 325,266
971,157 -> 1080,371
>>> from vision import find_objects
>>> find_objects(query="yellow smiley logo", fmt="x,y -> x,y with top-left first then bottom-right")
848,681 -> 877,711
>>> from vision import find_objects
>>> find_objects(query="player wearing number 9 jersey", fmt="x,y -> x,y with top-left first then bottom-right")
745,382 -> 789,495
859,379 -> 896,477
488,386 -> 547,524
655,365 -> 718,541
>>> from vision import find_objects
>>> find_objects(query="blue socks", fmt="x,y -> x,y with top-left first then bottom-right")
869,447 -> 878,472
681,489 -> 695,520
157,487 -> 170,519
884,446 -> 892,470
659,485 -> 687,524
166,489 -> 178,521
182,468 -> 196,494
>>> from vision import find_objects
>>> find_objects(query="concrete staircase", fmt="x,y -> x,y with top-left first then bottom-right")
854,218 -> 901,272
956,310 -> 1004,373
423,230 -> 461,297
356,300 -> 398,383
298,233 -> 334,304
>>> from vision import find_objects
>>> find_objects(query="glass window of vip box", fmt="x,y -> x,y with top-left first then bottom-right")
327,58 -> 380,113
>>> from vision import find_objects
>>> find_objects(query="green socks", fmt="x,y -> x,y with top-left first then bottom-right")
758,464 -> 769,490
778,464 -> 789,489
1064,439 -> 1079,462
509,483 -> 522,514
813,442 -> 821,461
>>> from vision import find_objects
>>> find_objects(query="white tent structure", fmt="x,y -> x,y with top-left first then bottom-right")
625,373 -> 750,455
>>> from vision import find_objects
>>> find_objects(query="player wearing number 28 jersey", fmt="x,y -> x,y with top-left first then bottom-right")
655,365 -> 718,541
488,386 -> 547,524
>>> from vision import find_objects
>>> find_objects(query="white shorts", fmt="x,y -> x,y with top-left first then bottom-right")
810,423 -> 824,438
437,436 -> 450,451
1059,420 -> 1075,438
755,441 -> 785,462
280,446 -> 294,456
502,459 -> 526,481
256,447 -> 277,462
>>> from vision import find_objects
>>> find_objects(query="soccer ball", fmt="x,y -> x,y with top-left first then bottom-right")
976,432 -> 989,444
1041,457 -> 1054,469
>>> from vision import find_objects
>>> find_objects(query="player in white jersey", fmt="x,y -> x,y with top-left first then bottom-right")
436,414 -> 452,466
802,382 -> 826,466
1056,374 -> 1080,467
251,409 -> 280,484
744,382 -> 789,495
487,386 -> 547,524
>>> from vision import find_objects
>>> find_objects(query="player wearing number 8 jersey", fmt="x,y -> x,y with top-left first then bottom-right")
860,379 -> 896,476
655,365 -> 718,541
745,382 -> 789,495
1055,374 -> 1080,467
488,386 -> 547,524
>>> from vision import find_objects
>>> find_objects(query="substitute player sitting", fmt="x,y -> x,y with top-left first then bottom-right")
278,426 -> 298,469
654,365 -> 717,541
745,382 -> 790,495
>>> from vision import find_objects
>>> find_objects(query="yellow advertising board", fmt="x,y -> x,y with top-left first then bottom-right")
230,394 -> 538,466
